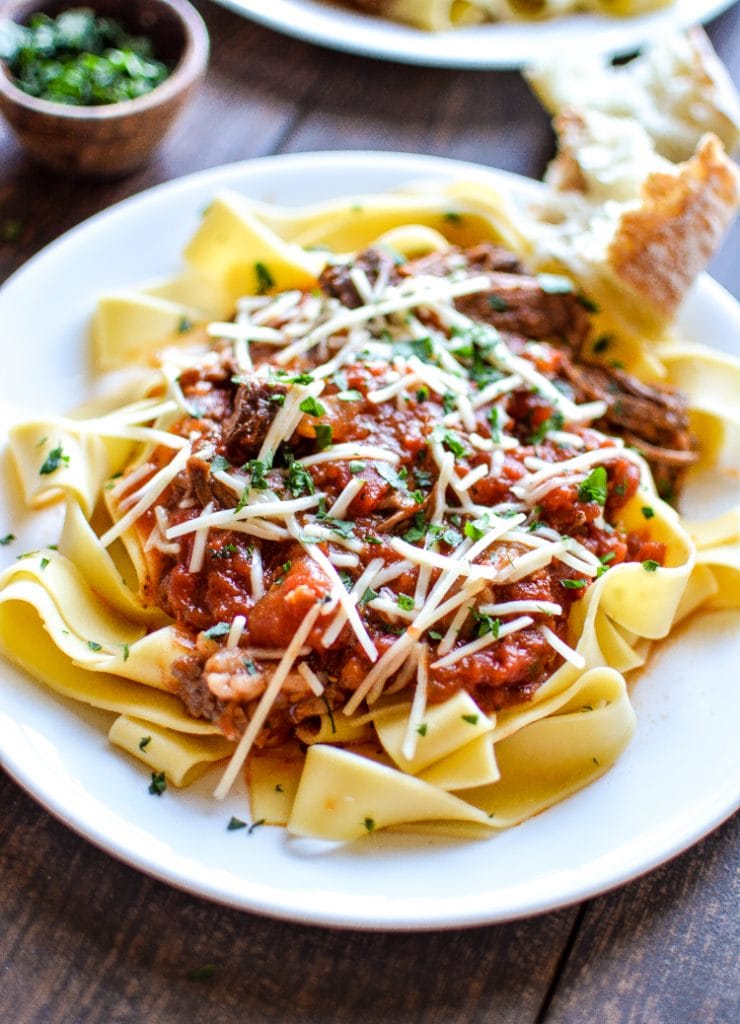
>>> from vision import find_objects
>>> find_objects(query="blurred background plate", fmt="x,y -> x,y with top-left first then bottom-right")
210,0 -> 738,69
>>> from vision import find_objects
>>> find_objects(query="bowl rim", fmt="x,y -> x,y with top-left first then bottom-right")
0,0 -> 209,120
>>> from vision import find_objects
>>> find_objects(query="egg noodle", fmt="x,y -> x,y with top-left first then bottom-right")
340,1 -> 674,32
1,179 -> 738,842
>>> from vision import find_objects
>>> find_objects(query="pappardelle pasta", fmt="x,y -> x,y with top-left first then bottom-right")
339,0 -> 674,32
1,178 -> 738,842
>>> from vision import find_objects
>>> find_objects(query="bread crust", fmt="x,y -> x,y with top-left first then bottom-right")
607,134 -> 740,320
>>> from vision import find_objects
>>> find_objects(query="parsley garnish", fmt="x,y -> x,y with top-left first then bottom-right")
227,816 -> 247,831
642,559 -> 660,572
148,771 -> 166,796
402,512 -> 427,543
176,316 -> 192,334
488,295 -> 509,312
529,411 -> 564,444
416,723 -> 428,737
0,534 -> 15,546
204,622 -> 230,639
39,444 -> 69,476
578,466 -> 608,505
255,261 -> 274,294
314,424 -> 333,450
210,454 -> 230,473
396,594 -> 414,611
592,334 -> 612,355
641,506 -> 655,520
464,514 -> 490,542
138,736 -> 151,751
299,396 -> 326,417
248,819 -> 266,834
360,586 -> 379,606
561,579 -> 588,589
188,964 -> 217,982
439,430 -> 468,458
87,640 -> 102,651
472,608 -> 500,638
462,713 -> 479,725
244,459 -> 269,491
363,817 -> 376,833
286,459 -> 315,497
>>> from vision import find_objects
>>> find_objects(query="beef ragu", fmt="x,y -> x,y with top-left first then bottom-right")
113,243 -> 693,749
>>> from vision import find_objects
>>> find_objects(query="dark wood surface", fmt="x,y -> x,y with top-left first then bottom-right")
0,3 -> 738,1021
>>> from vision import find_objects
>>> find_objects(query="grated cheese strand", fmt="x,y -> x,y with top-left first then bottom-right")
401,643 -> 428,762
214,603 -> 323,801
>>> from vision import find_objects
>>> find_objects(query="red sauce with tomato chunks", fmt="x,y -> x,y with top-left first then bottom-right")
115,244 -> 677,745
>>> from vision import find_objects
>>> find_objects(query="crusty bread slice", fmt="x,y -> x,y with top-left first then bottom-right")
526,31 -> 739,333
606,134 -> 739,321
527,26 -> 740,161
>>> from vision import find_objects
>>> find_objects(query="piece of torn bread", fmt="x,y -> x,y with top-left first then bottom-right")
524,31 -> 740,335
526,27 -> 740,161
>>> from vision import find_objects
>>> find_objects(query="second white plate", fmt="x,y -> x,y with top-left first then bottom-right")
211,0 -> 737,69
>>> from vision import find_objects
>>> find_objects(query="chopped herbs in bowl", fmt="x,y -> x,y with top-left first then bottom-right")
0,7 -> 171,106
0,0 -> 209,176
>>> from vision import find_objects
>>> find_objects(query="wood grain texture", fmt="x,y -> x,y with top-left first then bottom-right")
0,2 -> 738,1022
0,772 -> 576,1024
542,815 -> 739,1024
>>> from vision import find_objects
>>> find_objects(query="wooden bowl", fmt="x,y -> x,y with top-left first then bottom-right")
0,0 -> 209,176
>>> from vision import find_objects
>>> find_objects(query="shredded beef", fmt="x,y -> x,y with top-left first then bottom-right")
173,653 -> 224,722
222,379 -> 287,464
455,272 -> 591,348
561,358 -> 697,496
319,247 -> 398,309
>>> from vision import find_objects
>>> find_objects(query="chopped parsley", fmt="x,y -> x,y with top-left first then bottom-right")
188,964 -> 217,982
204,622 -> 230,639
402,512 -> 428,543
462,713 -> 479,725
561,578 -> 588,589
286,459 -> 315,497
363,817 -> 376,833
592,334 -> 612,355
87,640 -> 102,651
578,465 -> 608,506
360,586 -> 379,606
148,771 -> 167,796
255,261 -> 274,294
138,736 -> 151,751
210,454 -> 230,473
248,819 -> 266,834
299,396 -> 326,417
39,444 -> 70,476
314,424 -> 333,450
642,559 -> 660,572
464,514 -> 490,542
440,430 -> 468,458
227,816 -> 248,831
245,459 -> 269,491
396,594 -> 414,611
416,723 -> 428,737
641,506 -> 655,520
472,608 -> 500,638
39,557 -> 50,570
488,295 -> 509,312
177,316 -> 192,334
529,411 -> 564,444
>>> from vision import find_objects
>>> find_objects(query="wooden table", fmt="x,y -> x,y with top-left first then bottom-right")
0,3 -> 738,1021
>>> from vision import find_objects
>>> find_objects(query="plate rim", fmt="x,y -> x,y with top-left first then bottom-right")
210,0 -> 738,69
0,149 -> 739,931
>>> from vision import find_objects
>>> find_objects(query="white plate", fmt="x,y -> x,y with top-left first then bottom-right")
0,152 -> 738,931
211,0 -> 737,68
